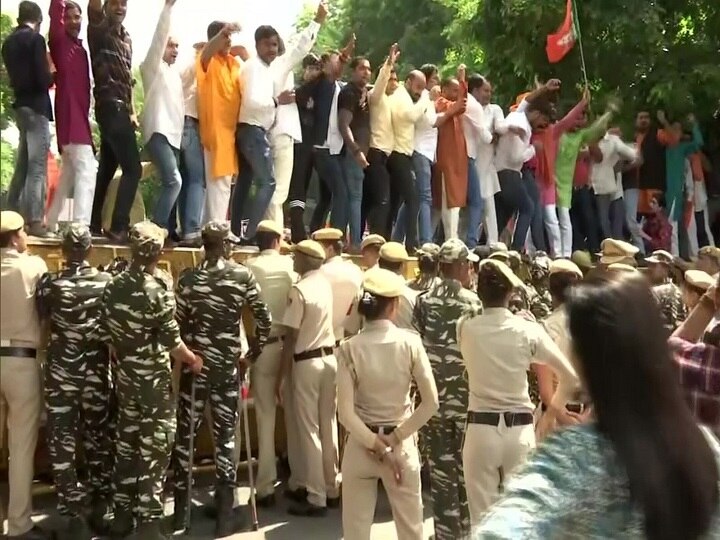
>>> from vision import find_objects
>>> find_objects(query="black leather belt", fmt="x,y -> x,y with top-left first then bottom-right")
334,340 -> 341,347
367,424 -> 397,434
294,346 -> 334,362
0,347 -> 37,359
467,411 -> 534,427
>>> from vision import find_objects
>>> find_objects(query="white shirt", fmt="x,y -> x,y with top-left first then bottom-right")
462,94 -> 492,160
457,307 -> 578,413
494,111 -> 534,172
322,82 -> 344,155
591,133 -> 637,195
413,92 -> 438,162
238,20 -> 320,130
180,58 -> 199,120
320,255 -> 363,339
140,4 -> 184,148
476,103 -> 504,197
270,71 -> 302,143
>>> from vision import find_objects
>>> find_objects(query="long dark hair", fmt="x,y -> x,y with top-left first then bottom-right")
566,272 -> 718,540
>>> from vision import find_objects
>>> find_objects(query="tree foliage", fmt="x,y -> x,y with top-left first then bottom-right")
0,13 -> 15,130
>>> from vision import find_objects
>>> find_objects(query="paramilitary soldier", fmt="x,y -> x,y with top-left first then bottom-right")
172,221 -> 272,537
412,239 -> 482,540
35,224 -> 113,539
99,221 -> 203,540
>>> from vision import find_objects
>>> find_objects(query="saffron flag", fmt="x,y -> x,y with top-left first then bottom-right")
546,0 -> 577,63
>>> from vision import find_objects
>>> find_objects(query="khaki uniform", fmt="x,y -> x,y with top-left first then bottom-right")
319,255 -> 363,340
396,285 -> 420,330
337,320 -> 439,540
245,249 -> 302,496
283,269 -> 339,507
0,248 -> 48,536
457,307 -> 578,523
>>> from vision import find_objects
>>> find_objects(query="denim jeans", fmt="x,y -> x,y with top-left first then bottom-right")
387,152 -> 419,251
6,107 -> 50,224
177,117 -> 206,239
343,152 -> 365,247
91,101 -> 142,234
364,148 -> 391,235
522,168 -> 546,252
312,149 -> 348,233
623,188 -> 645,254
465,158 -> 484,248
495,169 -> 534,251
146,133 -> 182,232
570,186 -> 600,253
233,123 -> 276,239
395,152 -> 432,245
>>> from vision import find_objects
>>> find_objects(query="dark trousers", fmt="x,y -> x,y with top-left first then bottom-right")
522,168 -> 546,251
387,151 -> 419,250
696,210 -> 710,248
310,148 -> 345,233
495,169 -> 534,251
287,142 -> 315,243
364,148 -> 391,235
570,186 -> 601,253
90,101 -> 142,235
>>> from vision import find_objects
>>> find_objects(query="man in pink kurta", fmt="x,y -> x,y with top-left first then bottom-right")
47,0 -> 96,229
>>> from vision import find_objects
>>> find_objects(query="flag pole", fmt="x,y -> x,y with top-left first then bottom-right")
571,0 -> 590,89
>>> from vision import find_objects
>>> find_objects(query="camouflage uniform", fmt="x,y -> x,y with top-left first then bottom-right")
653,281 -> 686,334
35,225 -> 114,520
412,239 -> 482,540
171,222 -> 271,499
527,253 -> 553,322
98,222 -> 180,528
408,243 -> 441,292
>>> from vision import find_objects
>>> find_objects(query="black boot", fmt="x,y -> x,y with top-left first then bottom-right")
127,520 -> 168,540
88,498 -> 111,536
108,507 -> 135,539
60,516 -> 92,540
172,490 -> 189,532
214,485 -> 248,538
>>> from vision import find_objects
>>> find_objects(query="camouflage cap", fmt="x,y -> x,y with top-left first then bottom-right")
417,242 -> 441,258
439,239 -> 479,264
61,222 -> 92,250
129,221 -> 167,259
202,220 -> 240,243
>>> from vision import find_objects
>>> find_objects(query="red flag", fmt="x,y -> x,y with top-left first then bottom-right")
546,0 -> 577,63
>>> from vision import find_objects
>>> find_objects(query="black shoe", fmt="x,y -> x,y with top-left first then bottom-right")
172,490 -> 190,532
57,516 -> 92,540
88,498 -> 111,536
105,230 -> 128,245
214,485 -> 249,537
14,526 -> 49,539
109,508 -> 135,539
288,500 -> 327,517
256,492 -> 276,508
326,497 -> 340,509
284,487 -> 307,503
127,520 -> 167,540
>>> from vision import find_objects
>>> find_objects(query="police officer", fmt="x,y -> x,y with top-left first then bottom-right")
412,238 -> 481,540
244,220 -> 300,507
276,240 -> 339,516
457,259 -> 578,523
337,268 -> 439,540
0,211 -> 48,540
35,224 -> 114,539
359,234 -> 386,269
172,221 -> 271,536
525,251 -> 553,321
645,249 -> 686,333
378,242 -> 417,330
99,221 -> 203,539
407,243 -> 441,292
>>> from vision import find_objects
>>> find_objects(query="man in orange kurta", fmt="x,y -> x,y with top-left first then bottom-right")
197,22 -> 243,222
433,77 -> 468,239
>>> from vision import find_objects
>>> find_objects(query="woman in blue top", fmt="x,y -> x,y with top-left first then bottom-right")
475,272 -> 720,539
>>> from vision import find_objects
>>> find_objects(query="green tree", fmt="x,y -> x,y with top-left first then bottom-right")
1,13 -> 15,130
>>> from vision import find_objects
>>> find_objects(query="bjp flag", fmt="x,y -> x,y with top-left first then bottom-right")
546,0 -> 577,63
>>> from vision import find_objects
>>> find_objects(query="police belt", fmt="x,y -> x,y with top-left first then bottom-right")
0,347 -> 37,359
294,346 -> 334,362
366,424 -> 397,434
467,411 -> 534,427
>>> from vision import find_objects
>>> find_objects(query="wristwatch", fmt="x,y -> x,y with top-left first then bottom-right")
382,446 -> 393,457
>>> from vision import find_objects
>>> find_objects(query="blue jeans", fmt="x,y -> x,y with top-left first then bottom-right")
343,152 -> 365,247
233,124 -> 276,239
147,133 -> 182,232
7,107 -> 50,223
395,153 -> 432,245
623,188 -> 645,254
177,117 -> 206,239
570,186 -> 600,253
313,149 -> 348,233
523,168 -> 546,251
465,158 -> 484,248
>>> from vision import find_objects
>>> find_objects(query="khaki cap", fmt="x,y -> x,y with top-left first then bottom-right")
439,239 -> 479,264
312,228 -> 344,242
645,250 -> 674,265
360,234 -> 386,251
479,258 -> 523,288
129,221 -> 167,259
698,246 -> 720,263
599,238 -> 639,265
607,263 -> 638,273
362,267 -> 406,298
684,270 -> 714,291
256,220 -> 284,236
0,211 -> 24,233
293,239 -> 326,260
488,251 -> 511,263
379,242 -> 409,263
549,259 -> 583,278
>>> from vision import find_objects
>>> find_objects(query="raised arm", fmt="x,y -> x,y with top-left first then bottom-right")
200,23 -> 240,72
87,0 -> 104,27
554,88 -> 589,137
369,43 -> 399,105
48,0 -> 66,43
274,2 -> 325,78
141,0 -> 174,86
580,103 -> 618,145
